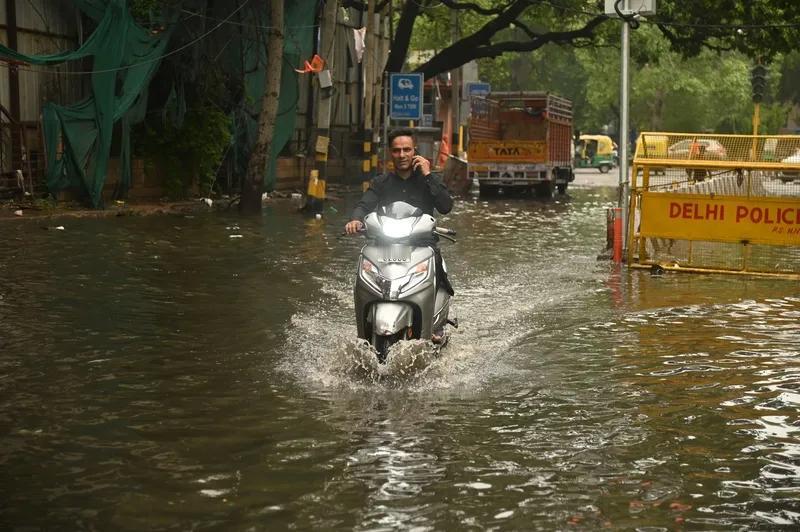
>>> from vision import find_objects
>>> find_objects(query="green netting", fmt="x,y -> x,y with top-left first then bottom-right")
0,0 -> 171,207
0,0 -> 315,204
226,0 -> 314,191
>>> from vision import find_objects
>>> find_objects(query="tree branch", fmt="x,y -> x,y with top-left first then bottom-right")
449,0 -> 532,50
341,0 -> 391,12
414,14 -> 608,79
344,0 -> 510,16
512,20 -> 539,40
438,0 -> 510,16
655,22 -> 680,49
385,0 -> 425,72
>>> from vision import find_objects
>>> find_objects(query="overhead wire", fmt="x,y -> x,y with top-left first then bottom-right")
179,8 -> 319,30
0,0 -> 252,76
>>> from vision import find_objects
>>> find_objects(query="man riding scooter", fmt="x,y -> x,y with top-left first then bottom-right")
345,128 -> 454,343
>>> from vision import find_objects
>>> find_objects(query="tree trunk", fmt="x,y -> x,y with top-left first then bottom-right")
652,89 -> 664,130
240,0 -> 284,215
384,0 -> 422,73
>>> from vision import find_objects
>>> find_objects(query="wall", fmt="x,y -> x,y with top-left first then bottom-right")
0,0 -> 82,185
0,0 -> 82,122
279,6 -> 391,190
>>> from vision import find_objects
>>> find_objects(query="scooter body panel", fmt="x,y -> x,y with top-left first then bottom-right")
352,202 -> 452,352
371,302 -> 414,336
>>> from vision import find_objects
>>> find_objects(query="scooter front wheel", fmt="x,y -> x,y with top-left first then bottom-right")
373,330 -> 405,363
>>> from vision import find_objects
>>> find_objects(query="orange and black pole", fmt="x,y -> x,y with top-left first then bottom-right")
306,131 -> 328,215
362,130 -> 373,192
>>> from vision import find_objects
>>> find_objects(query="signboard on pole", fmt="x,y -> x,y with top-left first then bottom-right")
390,73 -> 423,120
604,0 -> 656,17
465,81 -> 491,98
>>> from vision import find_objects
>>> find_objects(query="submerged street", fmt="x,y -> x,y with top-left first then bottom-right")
2,181 -> 799,529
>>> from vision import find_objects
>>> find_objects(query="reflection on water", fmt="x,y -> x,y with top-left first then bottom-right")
0,187 -> 799,529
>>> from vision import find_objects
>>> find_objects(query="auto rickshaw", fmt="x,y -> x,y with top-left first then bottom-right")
574,134 -> 617,173
634,134 -> 668,158
634,134 -> 668,174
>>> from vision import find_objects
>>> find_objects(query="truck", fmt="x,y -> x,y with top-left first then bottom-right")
467,91 -> 574,197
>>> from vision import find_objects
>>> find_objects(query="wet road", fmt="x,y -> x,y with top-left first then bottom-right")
1,182 -> 799,530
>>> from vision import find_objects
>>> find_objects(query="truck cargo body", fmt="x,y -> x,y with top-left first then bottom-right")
467,91 -> 574,196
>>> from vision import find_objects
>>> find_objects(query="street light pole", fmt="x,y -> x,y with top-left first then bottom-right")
605,0 -> 655,261
618,0 -> 630,254
619,3 -> 629,207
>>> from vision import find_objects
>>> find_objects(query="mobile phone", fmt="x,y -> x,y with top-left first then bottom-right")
412,149 -> 423,178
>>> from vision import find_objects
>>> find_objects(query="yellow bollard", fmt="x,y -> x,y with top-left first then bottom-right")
306,169 -> 326,214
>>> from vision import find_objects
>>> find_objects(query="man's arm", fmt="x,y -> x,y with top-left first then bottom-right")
351,182 -> 381,222
426,173 -> 453,214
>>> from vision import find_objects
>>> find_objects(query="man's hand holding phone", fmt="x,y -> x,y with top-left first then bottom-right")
411,154 -> 431,178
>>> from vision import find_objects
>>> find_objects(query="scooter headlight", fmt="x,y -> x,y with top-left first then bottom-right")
359,257 -> 382,291
399,257 -> 432,294
380,217 -> 414,239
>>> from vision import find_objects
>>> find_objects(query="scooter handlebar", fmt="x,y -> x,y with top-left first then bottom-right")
343,226 -> 454,240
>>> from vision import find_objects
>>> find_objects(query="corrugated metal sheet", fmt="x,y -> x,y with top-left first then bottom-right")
331,26 -> 352,128
328,16 -> 389,132
17,68 -> 41,122
1,1 -> 82,121
15,33 -> 83,121
0,28 -> 8,112
14,0 -> 78,38
289,12 -> 387,158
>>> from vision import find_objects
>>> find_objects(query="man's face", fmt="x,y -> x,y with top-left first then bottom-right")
390,135 -> 415,172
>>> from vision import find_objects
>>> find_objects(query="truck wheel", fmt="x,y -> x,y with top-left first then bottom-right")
479,184 -> 499,196
534,182 -> 555,198
599,164 -> 611,174
557,183 -> 568,194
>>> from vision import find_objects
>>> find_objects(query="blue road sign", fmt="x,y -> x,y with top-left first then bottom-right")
466,81 -> 491,98
390,73 -> 423,120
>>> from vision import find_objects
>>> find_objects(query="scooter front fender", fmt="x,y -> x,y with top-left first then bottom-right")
372,302 -> 414,336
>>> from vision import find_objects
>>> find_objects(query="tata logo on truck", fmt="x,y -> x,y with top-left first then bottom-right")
487,144 -> 545,157
469,140 -> 547,162
492,146 -> 523,156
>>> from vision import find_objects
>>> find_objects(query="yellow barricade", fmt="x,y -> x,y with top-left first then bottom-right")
628,132 -> 800,278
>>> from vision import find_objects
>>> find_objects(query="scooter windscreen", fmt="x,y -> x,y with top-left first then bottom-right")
365,201 -> 435,240
378,201 -> 423,219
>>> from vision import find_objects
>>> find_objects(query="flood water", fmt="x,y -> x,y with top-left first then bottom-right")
1,185 -> 799,530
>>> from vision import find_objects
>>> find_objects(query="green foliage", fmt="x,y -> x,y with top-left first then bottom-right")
138,106 -> 232,200
407,0 -> 800,72
401,0 -> 797,135
32,195 -> 59,213
777,51 -> 800,105
475,23 -> 790,136
654,0 -> 800,61
129,0 -> 177,20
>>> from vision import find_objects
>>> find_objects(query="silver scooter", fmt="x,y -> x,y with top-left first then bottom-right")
353,201 -> 457,363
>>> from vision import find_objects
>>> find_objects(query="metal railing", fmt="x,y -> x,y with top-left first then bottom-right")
627,132 -> 800,279
0,103 -> 36,199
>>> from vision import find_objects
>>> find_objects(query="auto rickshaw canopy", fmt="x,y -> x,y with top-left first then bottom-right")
579,134 -> 616,155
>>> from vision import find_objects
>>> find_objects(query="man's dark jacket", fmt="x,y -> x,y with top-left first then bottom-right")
351,171 -> 453,221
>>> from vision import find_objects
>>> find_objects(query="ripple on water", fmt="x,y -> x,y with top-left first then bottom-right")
5,195 -> 800,530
